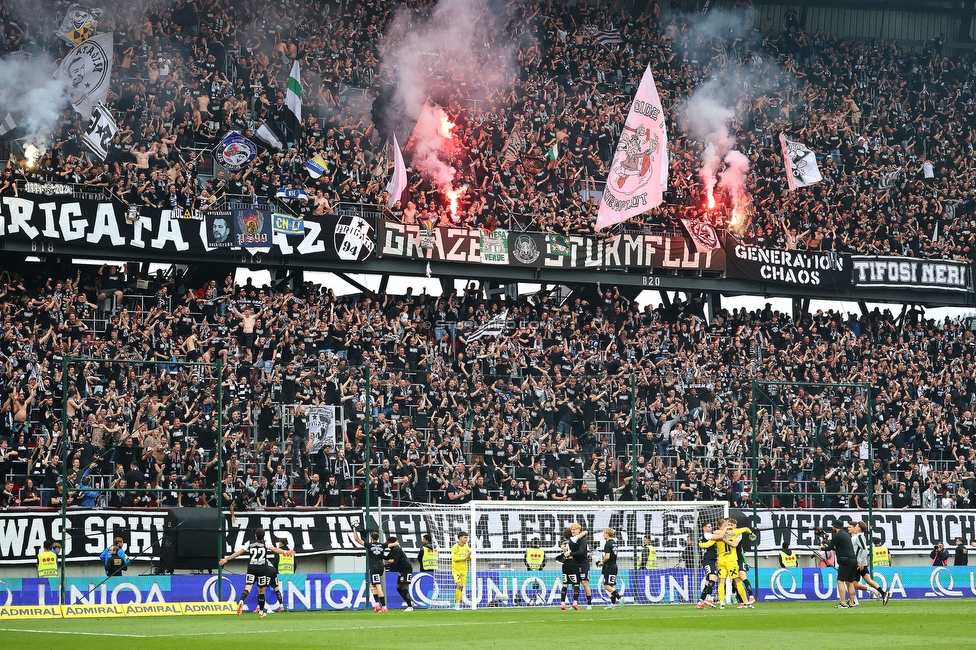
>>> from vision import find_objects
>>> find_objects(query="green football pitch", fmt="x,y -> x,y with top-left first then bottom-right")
0,600 -> 970,649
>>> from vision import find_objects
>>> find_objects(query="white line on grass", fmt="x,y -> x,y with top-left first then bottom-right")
0,628 -> 151,638
0,606 -> 896,639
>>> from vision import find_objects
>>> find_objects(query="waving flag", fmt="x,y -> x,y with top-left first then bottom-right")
58,5 -> 102,46
679,218 -> 721,253
285,60 -> 302,139
81,103 -> 118,160
57,31 -> 113,120
596,65 -> 668,231
584,25 -> 623,47
213,131 -> 257,171
780,133 -> 823,190
386,134 -> 408,208
467,310 -> 508,342
305,154 -> 328,179
254,121 -> 285,151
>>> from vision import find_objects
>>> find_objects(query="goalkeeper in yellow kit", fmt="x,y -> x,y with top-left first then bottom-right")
451,532 -> 471,610
708,518 -> 753,609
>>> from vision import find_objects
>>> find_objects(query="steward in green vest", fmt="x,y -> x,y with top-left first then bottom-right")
418,534 -> 439,571
524,537 -> 546,570
639,538 -> 658,569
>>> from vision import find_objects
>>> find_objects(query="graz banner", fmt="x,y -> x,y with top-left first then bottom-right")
725,239 -> 851,288
380,222 -> 725,271
0,192 -> 374,261
851,256 -> 972,292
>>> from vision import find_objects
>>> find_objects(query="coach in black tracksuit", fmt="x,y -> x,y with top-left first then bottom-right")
820,522 -> 858,608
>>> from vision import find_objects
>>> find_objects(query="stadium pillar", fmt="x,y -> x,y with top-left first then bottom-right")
59,356 -> 69,606
216,359 -> 225,600
364,364 -> 372,607
750,379 -> 759,601
867,384 -> 875,572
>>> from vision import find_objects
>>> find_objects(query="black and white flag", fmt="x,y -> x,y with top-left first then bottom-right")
584,25 -> 623,47
254,121 -> 285,151
780,133 -> 823,190
57,31 -> 113,120
0,112 -> 19,139
466,310 -> 508,342
81,103 -> 117,160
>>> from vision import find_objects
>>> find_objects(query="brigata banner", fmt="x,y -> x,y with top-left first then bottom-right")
851,256 -> 972,292
2,567 -> 974,611
0,192 -> 374,261
380,221 -> 725,271
725,239 -> 851,288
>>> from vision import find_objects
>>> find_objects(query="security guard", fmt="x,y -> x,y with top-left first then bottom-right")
872,542 -> 890,567
779,541 -> 798,568
524,537 -> 546,570
639,537 -> 658,569
37,540 -> 59,578
418,534 -> 439,571
276,536 -> 295,574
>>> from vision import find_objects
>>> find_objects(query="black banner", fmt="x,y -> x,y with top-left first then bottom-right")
725,240 -> 852,288
3,507 -> 967,564
379,222 -> 725,271
851,256 -> 973,292
0,192 -> 374,261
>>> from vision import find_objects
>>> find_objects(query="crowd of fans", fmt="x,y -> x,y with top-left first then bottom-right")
1,0 -> 975,259
0,262 -> 975,514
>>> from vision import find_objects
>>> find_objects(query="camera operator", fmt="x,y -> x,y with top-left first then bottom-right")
930,542 -> 950,567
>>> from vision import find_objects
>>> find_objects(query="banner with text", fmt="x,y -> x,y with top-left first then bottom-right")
2,508 -> 971,565
2,567 -> 974,611
725,239 -> 851,288
380,222 -> 725,271
0,192 -> 374,261
851,256 -> 972,292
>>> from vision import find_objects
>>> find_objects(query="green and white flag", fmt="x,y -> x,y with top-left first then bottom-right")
547,143 -> 559,161
285,60 -> 302,123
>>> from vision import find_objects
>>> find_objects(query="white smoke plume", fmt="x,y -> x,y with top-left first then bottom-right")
676,7 -> 769,222
680,82 -> 736,203
378,0 -> 520,203
0,55 -> 69,151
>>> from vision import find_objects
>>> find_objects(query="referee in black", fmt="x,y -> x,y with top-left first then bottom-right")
819,521 -> 858,608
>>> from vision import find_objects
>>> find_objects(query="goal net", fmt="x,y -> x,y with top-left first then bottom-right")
417,501 -> 727,609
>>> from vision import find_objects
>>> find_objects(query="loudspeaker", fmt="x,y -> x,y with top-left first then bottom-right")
160,508 -> 221,570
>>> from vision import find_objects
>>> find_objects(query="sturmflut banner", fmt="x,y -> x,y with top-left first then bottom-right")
380,222 -> 725,271
851,256 -> 973,292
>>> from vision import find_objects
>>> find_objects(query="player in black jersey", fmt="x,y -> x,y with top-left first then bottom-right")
569,523 -> 594,609
696,520 -> 722,609
385,536 -> 415,611
220,528 -> 291,618
559,525 -> 588,610
596,527 -> 621,609
352,525 -> 390,612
